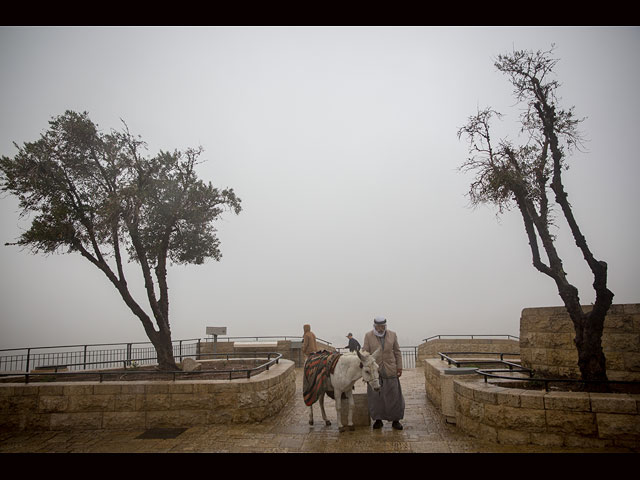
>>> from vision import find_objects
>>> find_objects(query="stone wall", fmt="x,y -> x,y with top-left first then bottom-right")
418,337 -> 520,365
453,376 -> 640,448
424,357 -> 640,448
199,339 -> 335,367
0,359 -> 296,432
424,358 -> 478,423
520,304 -> 640,381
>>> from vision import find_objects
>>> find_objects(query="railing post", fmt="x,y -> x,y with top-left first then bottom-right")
83,345 -> 88,370
25,348 -> 31,373
126,343 -> 132,367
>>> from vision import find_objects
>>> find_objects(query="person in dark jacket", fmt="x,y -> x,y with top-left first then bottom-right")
345,333 -> 361,352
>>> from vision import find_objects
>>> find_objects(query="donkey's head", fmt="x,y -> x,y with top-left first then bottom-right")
357,348 -> 381,391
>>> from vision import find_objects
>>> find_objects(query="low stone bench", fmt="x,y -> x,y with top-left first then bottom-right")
338,393 -> 371,426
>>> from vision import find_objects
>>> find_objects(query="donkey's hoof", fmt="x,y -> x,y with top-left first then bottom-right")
309,420 -> 314,425
348,425 -> 355,431
325,420 -> 331,426
338,426 -> 346,433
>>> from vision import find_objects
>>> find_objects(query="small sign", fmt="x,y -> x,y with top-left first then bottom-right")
206,326 -> 227,336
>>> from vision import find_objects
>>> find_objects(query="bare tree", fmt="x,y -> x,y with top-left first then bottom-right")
457,47 -> 614,385
0,111 -> 242,370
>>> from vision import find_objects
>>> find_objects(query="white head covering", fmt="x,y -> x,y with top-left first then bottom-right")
373,316 -> 387,337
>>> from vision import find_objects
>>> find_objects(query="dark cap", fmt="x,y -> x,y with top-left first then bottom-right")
346,333 -> 353,337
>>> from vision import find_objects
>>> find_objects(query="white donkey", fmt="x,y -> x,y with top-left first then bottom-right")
308,349 -> 381,432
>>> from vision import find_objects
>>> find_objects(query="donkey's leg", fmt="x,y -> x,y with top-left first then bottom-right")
335,389 -> 346,432
308,402 -> 314,425
318,393 -> 331,425
346,388 -> 355,431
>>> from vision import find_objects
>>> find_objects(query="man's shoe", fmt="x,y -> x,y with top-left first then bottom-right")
392,421 -> 403,430
372,419 -> 383,429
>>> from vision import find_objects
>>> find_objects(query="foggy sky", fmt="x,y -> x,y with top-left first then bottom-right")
1,26 -> 638,350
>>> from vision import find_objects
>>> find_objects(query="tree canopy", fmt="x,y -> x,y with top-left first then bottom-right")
457,47 -> 613,384
0,110 -> 242,369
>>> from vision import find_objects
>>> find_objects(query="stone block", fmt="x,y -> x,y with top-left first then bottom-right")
338,393 -> 371,426
497,428 -> 530,445
114,394 -> 137,411
170,393 -> 214,410
496,389 -> 525,407
563,435 -> 614,448
93,384 -> 122,395
483,404 -> 547,431
50,412 -> 102,430
547,349 -> 578,367
38,395 -> 68,413
453,380 -> 478,401
63,384 -> 94,396
168,383 -> 194,394
136,393 -> 170,411
207,410 -> 233,424
545,410 -> 597,435
181,358 -> 202,372
6,395 -> 38,413
596,413 -> 640,439
603,315 -> 635,332
602,333 -> 640,352
67,394 -> 115,412
519,390 -> 545,409
623,352 -> 640,372
622,304 -> 640,315
212,391 -> 237,408
144,384 -> 170,394
102,411 -> 146,429
529,432 -> 564,447
590,393 -> 637,413
544,392 -> 591,412
120,384 -> 145,394
36,385 -> 64,396
472,385 -> 501,405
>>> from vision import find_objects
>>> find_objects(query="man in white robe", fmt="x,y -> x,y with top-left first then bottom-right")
362,316 -> 405,430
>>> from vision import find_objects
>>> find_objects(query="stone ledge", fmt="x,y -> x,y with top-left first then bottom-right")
0,359 -> 296,432
424,356 -> 640,447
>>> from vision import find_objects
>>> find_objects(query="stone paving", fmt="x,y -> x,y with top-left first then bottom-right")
0,368 -> 637,453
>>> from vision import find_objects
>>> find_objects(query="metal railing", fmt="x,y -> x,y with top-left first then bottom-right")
0,335 -> 334,375
1,351 -> 283,384
424,334 -> 519,342
438,351 -> 522,370
337,346 -> 419,369
210,335 -> 332,345
0,339 -> 202,373
436,351 -> 640,393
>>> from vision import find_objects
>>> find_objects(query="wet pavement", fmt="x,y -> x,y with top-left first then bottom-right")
0,368 -> 637,453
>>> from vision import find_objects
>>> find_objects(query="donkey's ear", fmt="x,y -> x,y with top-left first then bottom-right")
356,349 -> 365,361
372,348 -> 382,361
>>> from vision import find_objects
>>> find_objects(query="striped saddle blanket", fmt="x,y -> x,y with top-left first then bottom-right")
303,350 -> 341,406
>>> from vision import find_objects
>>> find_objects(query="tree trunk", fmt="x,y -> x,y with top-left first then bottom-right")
574,317 -> 608,382
558,285 -> 610,389
149,329 -> 178,371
